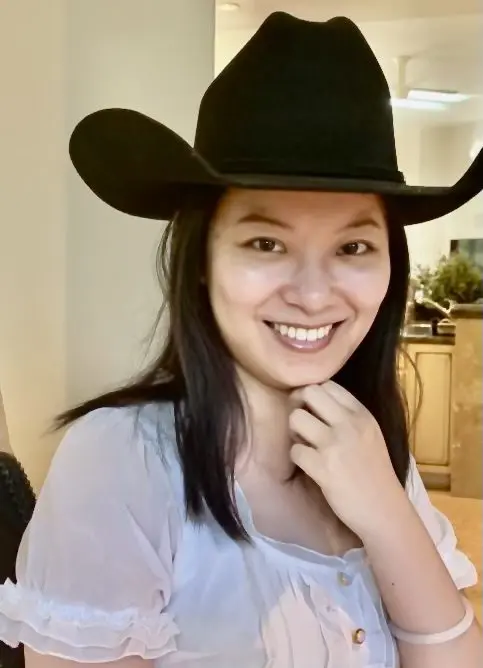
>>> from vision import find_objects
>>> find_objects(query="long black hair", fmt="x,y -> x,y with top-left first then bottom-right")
56,187 -> 411,540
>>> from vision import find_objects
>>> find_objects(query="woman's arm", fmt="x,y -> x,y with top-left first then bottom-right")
288,382 -> 481,666
361,490 -> 483,668
289,381 -> 483,668
25,649 -> 154,668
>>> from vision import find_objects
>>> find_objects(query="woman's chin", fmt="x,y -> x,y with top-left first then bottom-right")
267,366 -> 338,391
236,350 -> 347,393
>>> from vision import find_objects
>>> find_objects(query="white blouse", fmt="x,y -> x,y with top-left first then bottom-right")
0,404 -> 477,668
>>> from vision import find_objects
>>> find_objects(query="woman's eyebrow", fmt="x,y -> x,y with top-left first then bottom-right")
343,217 -> 384,231
236,212 -> 292,229
236,211 -> 384,231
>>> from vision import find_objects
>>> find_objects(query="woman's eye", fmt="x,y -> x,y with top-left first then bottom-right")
338,241 -> 372,256
250,238 -> 285,253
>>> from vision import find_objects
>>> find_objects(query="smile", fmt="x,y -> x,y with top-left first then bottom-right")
273,323 -> 332,341
265,321 -> 341,352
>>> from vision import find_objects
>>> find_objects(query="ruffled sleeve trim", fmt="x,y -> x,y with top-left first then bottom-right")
406,456 -> 478,591
430,508 -> 478,590
0,580 -> 179,662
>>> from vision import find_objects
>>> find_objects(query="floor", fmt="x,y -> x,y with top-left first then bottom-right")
429,491 -> 482,624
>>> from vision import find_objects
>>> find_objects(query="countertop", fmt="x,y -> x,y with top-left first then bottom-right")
450,304 -> 483,319
401,334 -> 455,345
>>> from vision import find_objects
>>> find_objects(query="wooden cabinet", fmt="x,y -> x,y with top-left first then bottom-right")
399,342 -> 454,486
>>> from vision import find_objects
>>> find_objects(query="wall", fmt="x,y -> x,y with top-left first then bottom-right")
65,0 -> 215,405
439,123 -> 483,248
407,122 -> 483,271
0,1 -> 67,489
0,390 -> 12,455
0,0 -> 215,489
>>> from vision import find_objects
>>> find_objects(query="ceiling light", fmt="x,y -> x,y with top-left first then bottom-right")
390,97 -> 445,111
218,2 -> 240,11
408,89 -> 469,104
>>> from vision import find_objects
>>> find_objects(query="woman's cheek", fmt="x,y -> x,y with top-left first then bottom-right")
332,260 -> 391,307
213,254 -> 290,306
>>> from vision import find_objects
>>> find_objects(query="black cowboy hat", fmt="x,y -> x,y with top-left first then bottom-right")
69,11 -> 483,225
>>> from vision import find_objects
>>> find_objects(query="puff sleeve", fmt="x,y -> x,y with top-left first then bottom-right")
406,455 -> 478,590
0,407 -> 181,662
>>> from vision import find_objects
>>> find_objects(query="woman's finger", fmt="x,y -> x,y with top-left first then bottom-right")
290,443 -> 323,480
322,381 -> 361,412
289,407 -> 331,449
298,384 -> 348,426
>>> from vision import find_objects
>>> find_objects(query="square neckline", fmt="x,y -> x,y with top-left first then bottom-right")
234,480 -> 367,572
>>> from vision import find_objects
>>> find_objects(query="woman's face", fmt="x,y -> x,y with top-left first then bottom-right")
207,188 -> 391,390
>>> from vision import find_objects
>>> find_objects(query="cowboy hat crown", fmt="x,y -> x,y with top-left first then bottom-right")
69,11 -> 483,224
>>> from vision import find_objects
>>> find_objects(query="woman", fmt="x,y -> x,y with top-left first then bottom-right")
0,11 -> 482,668
0,453 -> 36,668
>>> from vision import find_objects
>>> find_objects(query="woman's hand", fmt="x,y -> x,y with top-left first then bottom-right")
289,381 -> 407,539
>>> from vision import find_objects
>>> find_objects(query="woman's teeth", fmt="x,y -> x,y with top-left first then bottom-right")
272,323 -> 333,341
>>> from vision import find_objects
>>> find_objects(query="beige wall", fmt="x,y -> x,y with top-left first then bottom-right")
0,0 -> 67,489
405,122 -> 483,270
0,390 -> 12,455
0,0 -> 215,490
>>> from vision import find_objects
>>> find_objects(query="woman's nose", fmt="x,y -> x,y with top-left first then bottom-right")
281,260 -> 337,313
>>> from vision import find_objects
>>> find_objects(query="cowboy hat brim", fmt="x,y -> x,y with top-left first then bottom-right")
69,108 -> 483,225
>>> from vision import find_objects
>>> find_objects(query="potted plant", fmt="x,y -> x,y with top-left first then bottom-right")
429,252 -> 483,307
410,252 -> 483,323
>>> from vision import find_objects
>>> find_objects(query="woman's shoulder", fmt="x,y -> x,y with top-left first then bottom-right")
58,401 -> 177,456
48,401 -> 184,506
0,404 -> 184,661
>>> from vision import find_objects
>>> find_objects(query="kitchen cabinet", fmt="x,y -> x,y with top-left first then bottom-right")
399,341 -> 454,487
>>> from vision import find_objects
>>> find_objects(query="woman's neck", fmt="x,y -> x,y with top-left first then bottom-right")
235,367 -> 295,482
